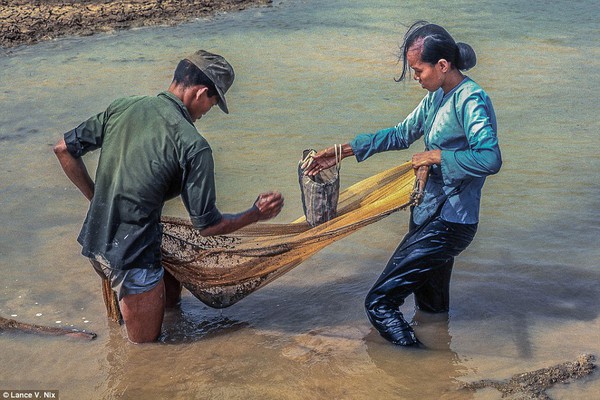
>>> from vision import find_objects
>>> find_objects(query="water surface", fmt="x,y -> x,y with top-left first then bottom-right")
1,0 -> 599,399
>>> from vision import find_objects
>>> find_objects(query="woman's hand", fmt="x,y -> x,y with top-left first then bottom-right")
302,143 -> 353,176
411,149 -> 441,170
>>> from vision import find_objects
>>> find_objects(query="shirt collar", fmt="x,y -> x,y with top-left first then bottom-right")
157,91 -> 194,124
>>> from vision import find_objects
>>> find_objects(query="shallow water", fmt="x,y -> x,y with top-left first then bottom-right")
1,0 -> 599,399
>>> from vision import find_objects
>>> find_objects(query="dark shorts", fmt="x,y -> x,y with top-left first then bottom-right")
90,259 -> 164,301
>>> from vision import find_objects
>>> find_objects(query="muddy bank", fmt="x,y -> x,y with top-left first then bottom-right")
1,0 -> 273,48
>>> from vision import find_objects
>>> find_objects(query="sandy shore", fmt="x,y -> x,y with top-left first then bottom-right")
1,0 -> 273,48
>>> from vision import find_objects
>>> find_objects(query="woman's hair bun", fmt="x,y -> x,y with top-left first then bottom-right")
456,42 -> 476,70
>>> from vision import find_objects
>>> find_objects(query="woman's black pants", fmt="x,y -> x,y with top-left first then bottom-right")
365,215 -> 477,344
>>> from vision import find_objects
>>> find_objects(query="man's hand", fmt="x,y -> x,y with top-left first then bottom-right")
254,191 -> 284,221
199,191 -> 284,237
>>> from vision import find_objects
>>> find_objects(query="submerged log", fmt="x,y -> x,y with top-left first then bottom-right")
462,354 -> 596,399
0,315 -> 97,340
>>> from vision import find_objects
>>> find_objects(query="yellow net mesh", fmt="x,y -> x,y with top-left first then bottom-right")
161,161 -> 416,308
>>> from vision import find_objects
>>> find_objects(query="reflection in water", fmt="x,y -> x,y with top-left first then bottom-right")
99,294 -> 473,399
160,313 -> 250,344
453,263 -> 600,360
101,324 -> 128,398
365,310 -> 473,400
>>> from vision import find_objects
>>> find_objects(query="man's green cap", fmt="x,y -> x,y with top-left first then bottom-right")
185,50 -> 235,114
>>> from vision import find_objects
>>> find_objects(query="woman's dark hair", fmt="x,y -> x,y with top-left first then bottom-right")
172,59 -> 219,98
397,21 -> 477,82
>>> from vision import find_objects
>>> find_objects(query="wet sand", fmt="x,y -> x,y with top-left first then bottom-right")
1,0 -> 273,48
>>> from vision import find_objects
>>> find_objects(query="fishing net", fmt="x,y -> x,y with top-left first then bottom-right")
161,161 -> 423,309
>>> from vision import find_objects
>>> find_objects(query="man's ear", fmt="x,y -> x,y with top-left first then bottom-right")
195,86 -> 209,101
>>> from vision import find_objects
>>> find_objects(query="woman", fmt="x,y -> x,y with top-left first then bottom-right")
304,21 -> 502,346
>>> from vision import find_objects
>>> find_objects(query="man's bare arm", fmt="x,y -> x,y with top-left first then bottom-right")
199,191 -> 284,237
53,138 -> 94,201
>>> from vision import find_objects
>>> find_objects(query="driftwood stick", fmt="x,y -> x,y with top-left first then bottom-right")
462,354 -> 596,399
0,315 -> 96,340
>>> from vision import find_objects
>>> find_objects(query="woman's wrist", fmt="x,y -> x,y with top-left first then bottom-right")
341,143 -> 354,159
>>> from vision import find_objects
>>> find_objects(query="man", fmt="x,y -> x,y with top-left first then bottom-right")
54,50 -> 284,344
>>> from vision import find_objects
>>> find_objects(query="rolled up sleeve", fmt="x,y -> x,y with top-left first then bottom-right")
181,148 -> 223,230
63,111 -> 107,158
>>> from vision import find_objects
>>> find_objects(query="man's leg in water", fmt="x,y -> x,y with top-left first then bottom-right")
93,263 -> 168,344
163,269 -> 182,309
120,279 -> 166,344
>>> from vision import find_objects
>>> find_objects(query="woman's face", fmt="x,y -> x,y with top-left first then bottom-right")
406,45 -> 443,92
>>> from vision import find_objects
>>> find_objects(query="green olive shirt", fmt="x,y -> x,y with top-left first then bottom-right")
64,91 -> 222,270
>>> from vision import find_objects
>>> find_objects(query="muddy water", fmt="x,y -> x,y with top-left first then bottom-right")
1,0 -> 599,399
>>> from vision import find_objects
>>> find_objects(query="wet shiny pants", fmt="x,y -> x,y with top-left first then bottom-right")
365,215 -> 477,345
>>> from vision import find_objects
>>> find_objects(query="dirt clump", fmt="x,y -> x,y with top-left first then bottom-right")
462,354 -> 596,399
1,0 -> 273,48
